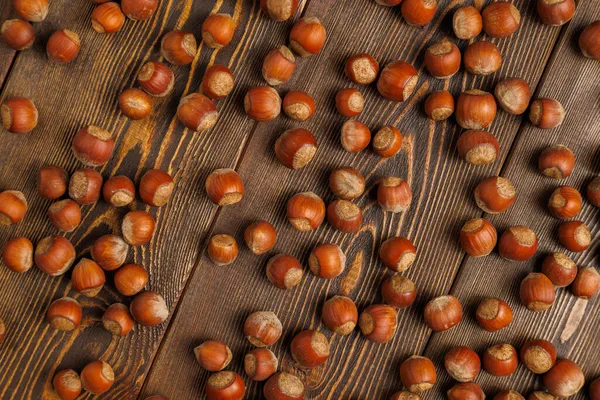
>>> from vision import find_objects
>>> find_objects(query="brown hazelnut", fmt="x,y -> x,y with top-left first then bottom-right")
548,186 -> 581,219
114,263 -> 148,296
377,177 -> 412,213
588,176 -> 600,207
571,267 -> 600,299
80,360 -> 114,394
543,359 -> 584,398
459,218 -> 497,257
102,303 -> 134,336
119,88 -> 152,120
377,60 -> 418,102
202,65 -> 235,99
0,190 -> 27,225
69,168 -> 103,204
494,78 -> 531,115
103,175 -> 135,207
464,41 -> 502,75
47,199 -> 81,232
309,243 -> 346,279
244,86 -> 281,121
160,30 -> 196,65
13,0 -> 48,22
329,167 -> 365,200
529,98 -> 565,129
482,343 -> 518,376
474,176 -> 516,214
495,390 -> 525,400
91,234 -> 128,271
336,88 -> 364,117
423,295 -> 463,332
266,254 -> 303,289
538,145 -> 575,180
47,297 -> 82,331
453,6 -> 482,39
457,130 -> 500,165
1,236 -> 34,273
345,53 -> 379,84
194,340 -> 232,371
286,191 -> 325,231
139,169 -> 174,207
205,168 -> 244,206
558,220 -> 591,252
579,21 -> 600,60
244,348 -> 277,381
121,0 -> 158,20
244,221 -> 277,255
122,210 -> 155,246
207,234 -> 238,266
1,97 -> 38,134
499,226 -> 538,261
444,346 -> 481,382
381,275 -> 417,309
47,29 -> 80,63
282,91 -> 315,120
1,19 -> 35,50
424,90 -> 454,121
401,0 -> 438,26
424,39 -> 461,79
541,252 -> 576,287
321,295 -> 357,335
34,235 -> 75,276
205,371 -> 245,400
177,93 -> 218,131
71,258 -> 106,297
130,291 -> 168,326
289,17 -> 326,56
290,329 -> 330,368
137,61 -> 174,97
400,355 -> 437,393
262,46 -> 296,86
448,383 -> 485,400
482,1 -> 521,38
260,0 -> 299,21
456,90 -> 497,129
91,2 -> 125,34
520,272 -> 555,312
326,199 -> 363,233
379,236 -> 416,272
274,128 -> 318,169
341,119 -> 371,152
373,126 -> 403,157
244,311 -> 282,347
38,165 -> 68,200
71,126 -> 115,167
520,339 -> 556,374
359,304 -> 398,343
52,369 -> 82,400
475,297 -> 513,332
264,372 -> 304,400
202,13 -> 235,49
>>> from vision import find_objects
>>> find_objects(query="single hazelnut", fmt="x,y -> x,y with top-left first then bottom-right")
202,13 -> 235,49
1,236 -> 34,273
588,176 -> 600,207
244,86 -> 281,121
289,17 -> 326,56
282,91 -> 315,120
336,88 -> 364,117
399,356 -> 437,393
121,0 -> 158,20
373,126 -> 403,157
590,377 -> 600,400
34,235 -> 75,276
571,267 -> 600,299
377,60 -> 418,102
286,191 -> 325,231
260,0 -> 299,21
309,243 -> 346,278
528,391 -> 558,400
482,1 -> 521,38
543,359 -> 584,398
290,329 -> 330,368
381,275 -> 417,309
244,311 -> 282,347
579,21 -> 600,60
207,234 -> 238,266
274,128 -> 318,169
539,145 -> 575,180
482,343 -> 518,376
244,348 -> 278,381
499,226 -> 538,261
266,254 -> 303,289
358,304 -> 398,343
321,295 -> 358,335
130,291 -> 168,326
494,78 -> 531,115
520,339 -> 556,374
464,41 -> 502,75
202,64 -> 235,99
520,272 -> 555,312
53,369 -> 82,400
495,391 -> 525,400
326,199 -> 363,233
423,295 -> 463,332
456,90 -> 497,129
401,0 -> 438,26
558,220 -> 591,252
459,218 -> 497,257
474,176 -> 516,214
71,126 -> 115,167
264,372 -> 304,400
0,190 -> 27,225
69,168 -> 103,204
38,165 -> 68,199
541,252 -> 576,287
122,210 -> 155,246
102,303 -> 134,336
194,340 -> 232,371
262,46 -> 296,86
457,130 -> 499,165
529,98 -> 565,129
13,0 -> 48,22
119,88 -> 152,120
71,258 -> 106,297
329,167 -> 365,200
548,186 -> 581,219
205,168 -> 244,206
160,30 -> 196,65
424,90 -> 454,121
114,263 -> 148,296
377,177 -> 412,213
379,236 -> 416,272
46,29 -> 80,63
177,92 -> 218,131
91,2 -> 125,34
444,346 -> 481,382
448,383 -> 485,400
341,119 -> 371,152
137,61 -> 175,97
1,96 -> 38,134
1,19 -> 35,50
205,371 -> 245,400
345,53 -> 379,84
48,199 -> 81,232
47,297 -> 82,331
103,175 -> 135,207
244,221 -> 277,255
453,6 -> 482,39
139,169 -> 174,207
475,297 -> 513,332
80,360 -> 114,394
424,39 -> 461,79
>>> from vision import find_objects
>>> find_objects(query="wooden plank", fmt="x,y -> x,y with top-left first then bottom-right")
423,3 -> 600,399
0,0 -> 303,398
0,1 -> 17,85
141,0 -> 569,399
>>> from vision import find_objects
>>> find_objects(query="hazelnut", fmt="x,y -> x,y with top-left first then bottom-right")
114,263 -> 148,296
53,369 -> 82,400
453,6 -> 482,39
373,126 -> 403,157
588,176 -> 600,207
13,0 -> 48,22
80,360 -> 114,395
69,168 -> 103,204
359,304 -> 398,343
262,46 -> 296,86
482,1 -> 521,38
266,254 -> 303,289
202,13 -> 235,49
459,218 -> 497,257
541,252 -> 576,287
194,340 -> 232,371
274,128 -> 318,169
71,126 -> 115,167
260,0 -> 299,21
424,39 -> 461,79
289,17 -> 326,56
483,343 -> 518,376
137,61 -> 175,97
244,348 -> 278,381
205,372 -> 245,400
457,130 -> 499,165
475,297 -> 513,332
528,391 -> 558,400
205,168 -> 244,206
579,21 -> 600,60
38,165 -> 68,200
282,91 -> 315,120
341,119 -> 371,152
377,177 -> 412,213
329,167 -> 365,200
326,199 -> 363,233
345,53 -> 379,84
423,295 -> 463,332
543,359 -> 584,398
290,329 -> 330,368
456,90 -> 497,129
498,226 -> 538,261
46,297 -> 82,331
309,243 -> 346,279
495,390 -> 525,400
202,64 -> 235,99
102,303 -> 134,336
34,235 -> 75,276
448,383 -> 485,400
377,60 -> 418,102
264,372 -> 304,400
244,86 -> 281,121
1,236 -> 34,273
121,0 -> 158,20
47,199 -> 81,232
160,30 -> 196,65
520,272 -> 555,312
590,377 -> 600,400
130,291 -> 168,326
286,191 -> 325,231
321,295 -> 358,335
119,88 -> 152,120
424,90 -> 454,121
1,19 -> 35,50
244,311 -> 282,347
548,186 -> 581,219
103,175 -> 135,207
474,176 -> 516,214
379,236 -> 416,272
464,41 -> 502,75
558,220 -> 590,252
571,267 -> 600,299
71,258 -> 106,297
0,190 -> 27,225
91,2 -> 125,33
46,29 -> 80,63
529,98 -> 565,129
538,145 -> 575,179
381,275 -> 417,309
1,97 -> 38,134
401,0 -> 438,26
400,356 -> 437,393
444,346 -> 481,382
336,88 -> 364,117
207,234 -> 238,266
244,220 -> 277,255
520,339 -> 556,374
494,78 -> 531,115
139,169 -> 174,207
122,211 -> 155,246
376,0 -> 403,4
177,93 -> 218,131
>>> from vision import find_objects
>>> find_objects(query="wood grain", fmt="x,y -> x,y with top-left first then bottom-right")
0,0 -> 17,84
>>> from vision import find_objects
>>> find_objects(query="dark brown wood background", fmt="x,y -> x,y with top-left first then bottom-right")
0,0 -> 599,398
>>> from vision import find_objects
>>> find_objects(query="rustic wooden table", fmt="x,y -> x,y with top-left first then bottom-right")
1,0 -> 599,398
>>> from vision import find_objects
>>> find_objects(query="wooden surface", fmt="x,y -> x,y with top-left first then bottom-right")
0,0 -> 599,399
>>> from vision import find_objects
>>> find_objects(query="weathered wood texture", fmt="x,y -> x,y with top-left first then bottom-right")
0,0 -> 598,398
0,0 -> 17,84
